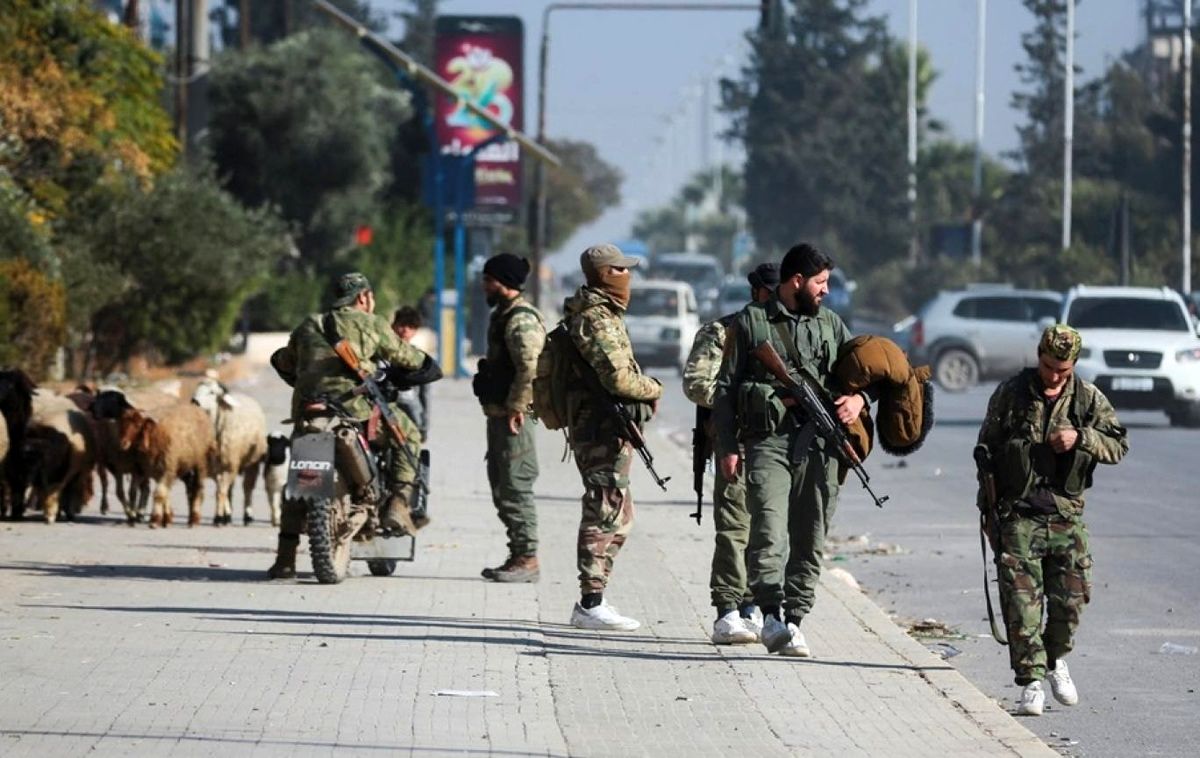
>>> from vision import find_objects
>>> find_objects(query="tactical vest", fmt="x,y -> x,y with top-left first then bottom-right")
992,368 -> 1097,503
736,302 -> 841,437
472,304 -> 538,407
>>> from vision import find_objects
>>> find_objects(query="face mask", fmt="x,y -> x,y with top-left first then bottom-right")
596,267 -> 631,308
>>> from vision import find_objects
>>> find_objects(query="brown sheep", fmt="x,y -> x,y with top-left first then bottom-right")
91,388 -> 180,523
115,403 -> 215,528
26,390 -> 97,523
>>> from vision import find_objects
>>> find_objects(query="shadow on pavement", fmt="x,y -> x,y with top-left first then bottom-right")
133,543 -> 275,554
0,562 -> 263,583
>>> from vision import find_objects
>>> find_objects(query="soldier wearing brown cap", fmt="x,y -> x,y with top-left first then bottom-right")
976,324 -> 1129,716
562,244 -> 663,631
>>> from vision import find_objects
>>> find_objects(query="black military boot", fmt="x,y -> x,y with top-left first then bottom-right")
267,534 -> 300,579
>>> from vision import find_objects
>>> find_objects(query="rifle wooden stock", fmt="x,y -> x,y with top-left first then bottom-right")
331,338 -> 407,445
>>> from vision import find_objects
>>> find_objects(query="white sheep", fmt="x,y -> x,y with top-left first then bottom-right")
263,432 -> 290,527
191,378 -> 268,525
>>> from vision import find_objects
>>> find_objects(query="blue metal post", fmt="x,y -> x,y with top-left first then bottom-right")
453,157 -> 468,378
433,158 -> 445,367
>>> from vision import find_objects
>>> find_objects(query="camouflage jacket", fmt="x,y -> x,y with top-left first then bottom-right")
562,286 -> 662,438
271,306 -> 426,422
712,294 -> 852,457
482,295 -> 546,418
682,314 -> 737,409
977,368 -> 1128,519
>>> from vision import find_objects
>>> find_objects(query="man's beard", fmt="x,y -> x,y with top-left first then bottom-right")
796,289 -> 821,317
485,291 -> 501,307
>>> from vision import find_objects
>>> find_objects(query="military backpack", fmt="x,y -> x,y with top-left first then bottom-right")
530,322 -> 576,430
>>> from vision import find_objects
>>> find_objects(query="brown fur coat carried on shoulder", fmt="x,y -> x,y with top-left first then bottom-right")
835,335 -> 934,458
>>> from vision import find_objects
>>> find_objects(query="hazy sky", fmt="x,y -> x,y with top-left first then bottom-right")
378,0 -> 1145,262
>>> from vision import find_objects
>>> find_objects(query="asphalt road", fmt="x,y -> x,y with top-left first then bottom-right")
647,355 -> 1200,758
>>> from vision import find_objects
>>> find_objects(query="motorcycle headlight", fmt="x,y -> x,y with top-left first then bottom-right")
660,327 -> 681,341
1176,347 -> 1200,362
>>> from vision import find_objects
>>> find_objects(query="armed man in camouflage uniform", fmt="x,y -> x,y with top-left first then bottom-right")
267,272 -> 432,579
977,324 -> 1128,716
474,254 -> 546,583
563,244 -> 663,632
683,263 -> 779,645
713,244 -> 866,657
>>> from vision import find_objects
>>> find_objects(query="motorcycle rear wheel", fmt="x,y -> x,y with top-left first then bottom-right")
366,559 -> 397,576
307,498 -> 351,584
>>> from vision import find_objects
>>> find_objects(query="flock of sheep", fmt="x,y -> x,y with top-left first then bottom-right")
0,369 -> 290,527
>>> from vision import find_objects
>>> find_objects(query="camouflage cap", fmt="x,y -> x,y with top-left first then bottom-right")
580,243 -> 640,277
332,272 -> 372,307
1039,323 -> 1083,362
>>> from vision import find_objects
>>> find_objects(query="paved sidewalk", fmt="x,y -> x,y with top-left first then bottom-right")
0,375 -> 1056,757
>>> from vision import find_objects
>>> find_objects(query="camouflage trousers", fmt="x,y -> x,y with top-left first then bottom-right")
744,432 -> 840,620
572,437 -> 635,594
485,416 -> 539,557
279,405 -> 422,538
710,449 -> 753,611
997,514 -> 1092,684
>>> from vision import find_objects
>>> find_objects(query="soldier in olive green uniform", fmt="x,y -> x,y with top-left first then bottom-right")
713,244 -> 866,657
683,263 -> 779,645
563,244 -> 663,632
977,324 -> 1128,716
267,273 -> 431,579
474,254 -> 546,583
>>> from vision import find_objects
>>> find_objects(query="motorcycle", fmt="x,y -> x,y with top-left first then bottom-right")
284,381 -> 429,584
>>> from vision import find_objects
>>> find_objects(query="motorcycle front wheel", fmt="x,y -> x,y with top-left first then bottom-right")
307,498 -> 351,584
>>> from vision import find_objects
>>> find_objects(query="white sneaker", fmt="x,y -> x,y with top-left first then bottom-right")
1047,659 -> 1079,706
777,623 -> 811,657
1017,681 -> 1045,716
761,614 -> 791,653
712,611 -> 758,645
741,607 -> 764,639
570,601 -> 641,632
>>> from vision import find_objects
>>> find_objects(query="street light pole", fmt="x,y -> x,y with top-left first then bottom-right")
1184,0 -> 1193,295
907,0 -> 918,265
1062,0 -> 1075,252
971,0 -> 987,267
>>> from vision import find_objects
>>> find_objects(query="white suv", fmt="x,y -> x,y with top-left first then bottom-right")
1060,285 -> 1200,427
625,280 -> 701,373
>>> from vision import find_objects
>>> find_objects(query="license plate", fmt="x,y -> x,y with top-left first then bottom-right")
1112,376 -> 1153,391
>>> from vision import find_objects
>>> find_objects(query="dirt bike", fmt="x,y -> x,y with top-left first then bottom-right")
284,389 -> 428,584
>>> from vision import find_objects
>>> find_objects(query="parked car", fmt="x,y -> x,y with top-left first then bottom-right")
651,253 -> 725,318
625,280 -> 701,372
1060,285 -> 1200,427
709,267 -> 856,323
909,286 -> 1063,392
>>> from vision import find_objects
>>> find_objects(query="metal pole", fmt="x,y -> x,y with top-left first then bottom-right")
454,159 -> 468,378
174,0 -> 188,146
433,157 -> 446,368
1062,0 -> 1075,251
239,0 -> 250,49
971,0 -> 987,266
907,0 -> 918,264
1184,0 -> 1193,294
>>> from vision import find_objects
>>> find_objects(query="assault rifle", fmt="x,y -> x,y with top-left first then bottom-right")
751,341 -> 888,508
973,444 -> 1009,645
691,406 -> 711,524
571,350 -> 671,491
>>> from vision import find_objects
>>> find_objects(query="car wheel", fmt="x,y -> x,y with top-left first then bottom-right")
934,348 -> 979,392
1168,402 -> 1200,428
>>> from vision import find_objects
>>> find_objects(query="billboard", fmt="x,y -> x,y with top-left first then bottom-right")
434,16 -> 524,224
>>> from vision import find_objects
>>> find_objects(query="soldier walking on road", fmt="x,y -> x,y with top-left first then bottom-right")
267,273 -> 434,579
563,244 -> 663,632
976,325 -> 1128,716
682,263 -> 778,645
473,254 -> 546,583
712,244 -> 865,657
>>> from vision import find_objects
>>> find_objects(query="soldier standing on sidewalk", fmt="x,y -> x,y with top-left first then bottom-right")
474,254 -> 546,583
564,244 -> 663,632
712,244 -> 865,657
976,324 -> 1128,716
682,263 -> 779,645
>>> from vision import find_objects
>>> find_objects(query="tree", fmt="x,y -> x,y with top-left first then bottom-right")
212,0 -> 383,48
632,166 -> 746,268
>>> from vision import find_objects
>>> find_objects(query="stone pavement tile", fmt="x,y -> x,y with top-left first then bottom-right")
0,375 -> 1055,757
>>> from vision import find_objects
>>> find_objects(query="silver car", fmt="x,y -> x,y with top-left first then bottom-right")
909,286 -> 1063,391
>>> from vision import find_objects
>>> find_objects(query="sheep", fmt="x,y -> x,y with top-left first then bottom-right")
91,388 -> 181,523
109,397 -> 215,528
264,432 -> 291,527
25,390 -> 97,523
0,369 -> 36,520
191,378 -> 268,526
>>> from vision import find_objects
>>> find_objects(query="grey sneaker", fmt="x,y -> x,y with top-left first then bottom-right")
1046,659 -> 1078,705
712,611 -> 758,645
1017,681 -> 1045,716
777,624 -> 811,657
741,606 -> 764,639
761,614 -> 792,653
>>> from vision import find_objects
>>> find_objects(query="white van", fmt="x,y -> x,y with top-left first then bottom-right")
625,280 -> 701,373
